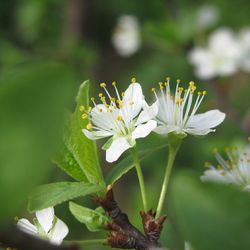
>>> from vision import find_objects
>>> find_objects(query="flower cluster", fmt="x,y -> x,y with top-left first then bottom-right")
82,79 -> 225,162
17,207 -> 68,245
188,27 -> 250,79
201,145 -> 250,191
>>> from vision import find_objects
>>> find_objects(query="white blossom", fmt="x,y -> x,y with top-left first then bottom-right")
17,207 -> 68,245
111,15 -> 141,57
152,79 -> 225,136
82,80 -> 157,163
201,145 -> 250,191
196,5 -> 219,29
188,28 -> 242,79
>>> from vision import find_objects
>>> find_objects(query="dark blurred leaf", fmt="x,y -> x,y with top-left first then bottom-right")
0,61 -> 74,223
28,182 -> 102,212
55,81 -> 105,187
69,202 -> 109,232
106,144 -> 167,185
169,171 -> 250,250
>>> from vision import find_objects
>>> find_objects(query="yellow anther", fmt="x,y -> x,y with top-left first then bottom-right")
91,97 -> 95,101
198,91 -> 202,96
112,81 -> 116,86
189,81 -> 195,86
203,90 -> 207,95
86,123 -> 93,130
99,108 -> 103,112
98,93 -> 103,98
158,82 -> 164,90
117,115 -> 123,121
110,97 -> 116,102
88,107 -> 92,112
151,88 -> 156,92
79,105 -> 85,112
81,114 -> 88,119
108,108 -> 113,113
100,82 -> 106,88
121,92 -> 125,97
213,148 -> 218,154
177,79 -> 181,84
166,77 -> 170,81
131,77 -> 136,83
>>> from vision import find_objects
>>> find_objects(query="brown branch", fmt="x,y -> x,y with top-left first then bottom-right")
95,185 -> 166,250
0,225 -> 78,250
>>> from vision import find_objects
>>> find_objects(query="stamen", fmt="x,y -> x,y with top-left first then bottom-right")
81,114 -> 88,119
86,123 -> 93,130
131,77 -> 136,83
79,105 -> 85,112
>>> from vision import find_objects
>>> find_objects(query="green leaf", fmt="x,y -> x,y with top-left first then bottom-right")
28,182 -> 103,212
55,81 -> 105,187
169,171 -> 250,250
105,144 -> 168,185
53,141 -> 88,182
0,61 -> 74,222
69,202 -> 109,232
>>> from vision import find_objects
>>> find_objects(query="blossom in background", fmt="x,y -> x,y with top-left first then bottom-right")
188,28 -> 242,79
152,78 -> 225,136
201,145 -> 250,191
111,15 -> 141,57
196,5 -> 219,30
17,207 -> 68,245
82,80 -> 157,162
238,27 -> 250,72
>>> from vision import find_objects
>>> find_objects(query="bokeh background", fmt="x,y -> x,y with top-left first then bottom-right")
0,0 -> 250,249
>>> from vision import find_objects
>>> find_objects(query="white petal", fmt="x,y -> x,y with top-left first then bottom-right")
106,137 -> 132,162
154,125 -> 179,135
90,104 -> 116,130
17,219 -> 38,236
185,128 -> 215,135
187,109 -> 225,130
49,218 -> 69,245
82,129 -> 112,140
136,101 -> 158,125
122,83 -> 144,120
36,207 -> 54,234
132,120 -> 157,139
201,168 -> 230,183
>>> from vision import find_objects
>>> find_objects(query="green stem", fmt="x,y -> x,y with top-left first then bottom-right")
156,136 -> 182,218
131,147 -> 148,211
65,239 -> 106,246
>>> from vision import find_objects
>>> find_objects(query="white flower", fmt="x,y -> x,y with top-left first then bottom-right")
17,207 -> 69,245
196,5 -> 219,30
111,15 -> 141,57
152,79 -> 225,136
185,242 -> 194,250
238,27 -> 250,72
201,146 -> 250,191
188,28 -> 242,79
82,80 -> 157,163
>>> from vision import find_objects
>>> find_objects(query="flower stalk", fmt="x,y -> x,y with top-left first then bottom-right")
156,134 -> 182,218
130,147 -> 148,211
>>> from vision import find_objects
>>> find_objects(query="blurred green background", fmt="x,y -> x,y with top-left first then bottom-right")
0,0 -> 250,250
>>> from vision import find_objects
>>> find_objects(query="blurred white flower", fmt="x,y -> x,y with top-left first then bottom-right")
17,207 -> 68,245
201,145 -> 250,191
112,15 -> 141,57
82,80 -> 157,162
196,5 -> 219,29
188,28 -> 242,79
238,27 -> 250,72
185,242 -> 194,250
152,79 -> 225,136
